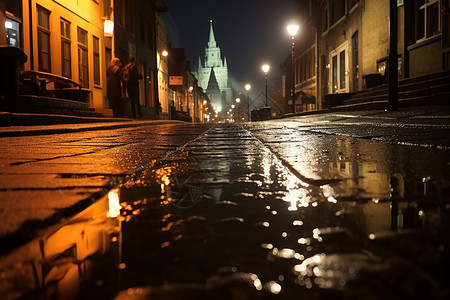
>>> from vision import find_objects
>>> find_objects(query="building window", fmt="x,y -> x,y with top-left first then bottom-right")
77,27 -> 89,88
60,19 -> 71,78
339,50 -> 346,89
5,18 -> 21,47
93,36 -> 100,85
5,0 -> 22,47
332,55 -> 338,93
416,0 -> 440,41
330,42 -> 348,93
331,0 -> 346,25
37,6 -> 51,72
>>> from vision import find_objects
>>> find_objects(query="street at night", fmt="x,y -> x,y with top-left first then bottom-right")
2,0 -> 450,299
0,109 -> 449,299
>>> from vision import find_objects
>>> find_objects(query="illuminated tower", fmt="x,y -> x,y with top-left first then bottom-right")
194,20 -> 233,112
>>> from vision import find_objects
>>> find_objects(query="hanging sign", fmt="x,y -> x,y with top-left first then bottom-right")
169,76 -> 183,85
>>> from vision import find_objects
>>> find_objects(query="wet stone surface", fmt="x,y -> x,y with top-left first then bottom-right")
94,124 -> 449,299
1,123 -> 449,299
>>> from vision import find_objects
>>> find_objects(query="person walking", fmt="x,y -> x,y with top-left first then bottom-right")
122,56 -> 143,118
106,58 -> 126,118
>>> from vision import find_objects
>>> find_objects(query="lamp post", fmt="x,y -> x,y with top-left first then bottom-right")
188,86 -> 193,121
235,97 -> 241,123
245,83 -> 251,121
161,50 -> 174,119
261,64 -> 270,107
287,24 -> 299,113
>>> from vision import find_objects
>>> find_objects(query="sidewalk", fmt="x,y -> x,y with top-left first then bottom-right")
1,106 -> 450,137
0,115 -> 184,137
279,105 -> 450,126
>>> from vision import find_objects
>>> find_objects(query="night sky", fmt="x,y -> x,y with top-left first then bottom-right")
164,0 -> 294,94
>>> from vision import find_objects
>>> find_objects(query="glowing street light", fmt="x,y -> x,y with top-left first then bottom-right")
235,97 -> 241,123
245,83 -> 251,121
287,23 -> 299,113
261,64 -> 270,106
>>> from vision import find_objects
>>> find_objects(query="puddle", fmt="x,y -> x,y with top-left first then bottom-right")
1,124 -> 449,299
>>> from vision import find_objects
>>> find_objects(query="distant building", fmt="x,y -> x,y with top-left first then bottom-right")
193,20 -> 232,113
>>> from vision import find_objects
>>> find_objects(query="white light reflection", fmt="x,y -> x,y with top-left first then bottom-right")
267,281 -> 282,294
321,184 -> 337,203
251,274 -> 263,291
262,154 -> 272,186
261,243 -> 274,249
107,189 -> 121,218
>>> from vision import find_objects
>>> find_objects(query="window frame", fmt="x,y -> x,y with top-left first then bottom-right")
329,42 -> 349,94
416,0 -> 441,42
93,36 -> 100,85
37,5 -> 51,72
77,27 -> 89,88
60,18 -> 71,78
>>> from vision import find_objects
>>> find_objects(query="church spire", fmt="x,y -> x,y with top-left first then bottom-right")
208,20 -> 217,48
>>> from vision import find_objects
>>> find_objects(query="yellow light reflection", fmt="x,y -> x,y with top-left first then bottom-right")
107,189 -> 121,218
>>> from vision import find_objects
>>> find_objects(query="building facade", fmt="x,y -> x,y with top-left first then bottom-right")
2,0 -> 112,111
193,20 -> 232,113
1,0 -> 167,118
287,0 -> 450,112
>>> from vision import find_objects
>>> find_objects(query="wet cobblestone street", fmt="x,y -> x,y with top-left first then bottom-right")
1,122 -> 449,299
92,124 -> 449,299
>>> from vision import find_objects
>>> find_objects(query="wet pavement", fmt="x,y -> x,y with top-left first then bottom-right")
1,110 -> 450,299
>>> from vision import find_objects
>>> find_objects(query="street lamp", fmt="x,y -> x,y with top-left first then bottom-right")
245,83 -> 251,121
235,97 -> 241,123
261,64 -> 270,106
287,23 -> 299,113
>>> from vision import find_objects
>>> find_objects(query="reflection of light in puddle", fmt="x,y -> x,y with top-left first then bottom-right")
107,189 -> 121,218
265,281 -> 282,294
298,238 -> 311,245
322,184 -> 338,203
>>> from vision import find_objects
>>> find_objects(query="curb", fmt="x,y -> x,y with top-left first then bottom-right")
0,119 -> 185,137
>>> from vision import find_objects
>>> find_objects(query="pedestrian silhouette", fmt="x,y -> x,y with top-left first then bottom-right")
123,56 -> 143,118
106,58 -> 126,118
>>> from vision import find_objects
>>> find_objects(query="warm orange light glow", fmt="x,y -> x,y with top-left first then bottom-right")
104,20 -> 114,37
107,189 -> 121,218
